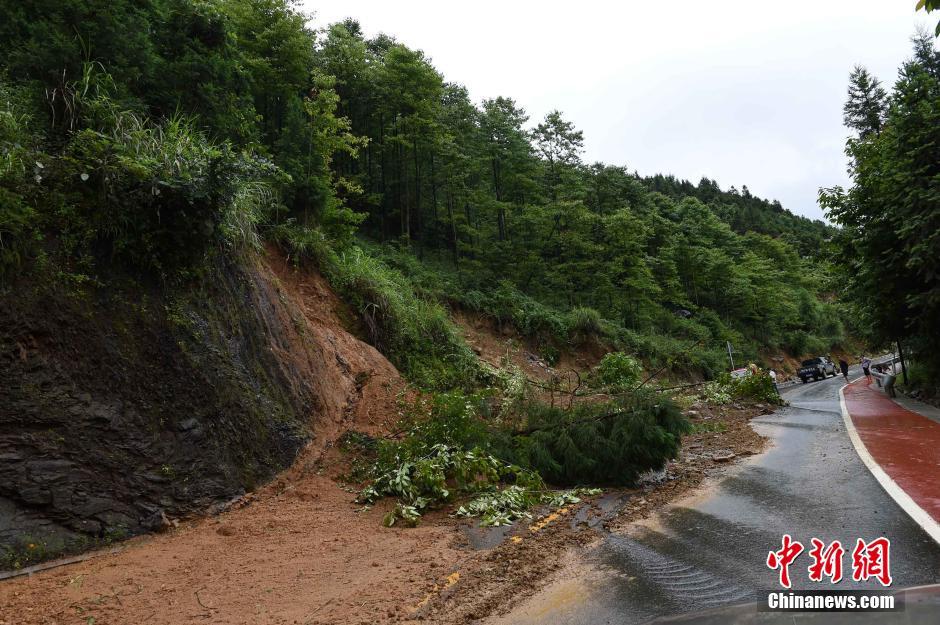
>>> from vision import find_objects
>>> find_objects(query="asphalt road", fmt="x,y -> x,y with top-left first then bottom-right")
494,369 -> 940,624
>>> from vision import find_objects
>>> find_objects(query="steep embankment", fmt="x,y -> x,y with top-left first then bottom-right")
0,247 -> 471,625
0,245 -> 400,569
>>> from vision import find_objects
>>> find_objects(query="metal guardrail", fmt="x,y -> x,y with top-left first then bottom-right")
874,354 -> 901,367
870,355 -> 901,397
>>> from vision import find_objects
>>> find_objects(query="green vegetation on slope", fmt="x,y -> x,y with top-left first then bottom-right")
642,174 -> 833,255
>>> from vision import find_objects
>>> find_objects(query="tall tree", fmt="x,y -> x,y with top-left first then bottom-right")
843,65 -> 887,138
221,0 -> 315,141
531,110 -> 583,200
274,70 -> 365,241
480,97 -> 532,240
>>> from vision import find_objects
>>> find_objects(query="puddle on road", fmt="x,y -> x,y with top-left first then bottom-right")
626,451 -> 757,538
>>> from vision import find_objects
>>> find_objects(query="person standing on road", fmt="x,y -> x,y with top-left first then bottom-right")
839,359 -> 849,382
769,368 -> 779,394
861,355 -> 872,383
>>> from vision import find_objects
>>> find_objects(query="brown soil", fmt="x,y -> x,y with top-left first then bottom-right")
0,250 -> 771,625
256,245 -> 406,445
454,311 -> 607,386
0,478 -> 464,625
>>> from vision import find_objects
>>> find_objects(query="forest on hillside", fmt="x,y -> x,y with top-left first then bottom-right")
0,0 -> 848,385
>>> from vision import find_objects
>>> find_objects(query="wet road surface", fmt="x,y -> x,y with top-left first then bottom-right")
494,371 -> 940,624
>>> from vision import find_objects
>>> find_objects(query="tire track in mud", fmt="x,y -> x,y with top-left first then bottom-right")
602,534 -> 752,611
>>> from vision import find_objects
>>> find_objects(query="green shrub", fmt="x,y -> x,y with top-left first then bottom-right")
485,282 -> 568,340
334,249 -> 482,389
454,485 -> 599,527
270,219 -> 333,261
357,392 -> 532,526
786,331 -> 809,357
615,330 -> 684,369
567,306 -> 604,339
3,65 -> 286,277
353,391 -> 611,527
354,387 -> 685,525
803,334 -> 829,357
360,444 -> 544,527
731,371 -> 781,404
902,360 -> 934,394
360,442 -> 601,527
592,351 -> 643,391
453,485 -> 542,527
710,371 -> 782,405
277,235 -> 483,390
702,381 -> 732,404
383,391 -> 494,457
57,110 -> 284,272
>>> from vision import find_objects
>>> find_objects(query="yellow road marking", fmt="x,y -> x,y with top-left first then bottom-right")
528,506 -> 571,532
413,571 -> 461,610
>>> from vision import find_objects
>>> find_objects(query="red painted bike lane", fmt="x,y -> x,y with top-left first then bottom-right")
842,379 -> 940,536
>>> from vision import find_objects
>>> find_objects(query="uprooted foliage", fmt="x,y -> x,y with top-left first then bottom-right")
510,395 -> 689,486
359,444 -> 599,527
702,370 -> 783,406
352,387 -> 688,527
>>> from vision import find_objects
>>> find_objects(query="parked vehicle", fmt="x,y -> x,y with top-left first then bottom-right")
798,356 -> 837,383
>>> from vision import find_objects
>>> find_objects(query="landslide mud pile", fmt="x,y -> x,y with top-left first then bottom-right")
0,247 -> 401,568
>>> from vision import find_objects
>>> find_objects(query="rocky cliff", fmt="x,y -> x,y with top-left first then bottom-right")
0,250 -> 337,568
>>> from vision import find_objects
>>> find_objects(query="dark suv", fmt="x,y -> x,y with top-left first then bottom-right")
798,356 -> 837,383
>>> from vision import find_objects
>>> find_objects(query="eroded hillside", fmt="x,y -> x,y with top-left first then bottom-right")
0,247 -> 478,624
0,246 -> 403,569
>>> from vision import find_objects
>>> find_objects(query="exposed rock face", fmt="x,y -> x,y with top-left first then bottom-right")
0,253 -> 317,567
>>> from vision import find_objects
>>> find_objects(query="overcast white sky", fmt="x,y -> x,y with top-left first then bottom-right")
301,1 -> 935,222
